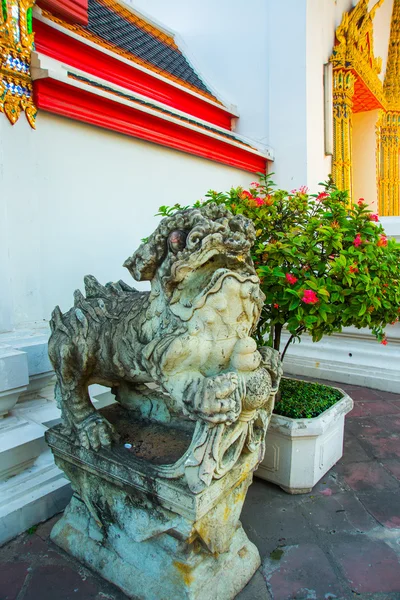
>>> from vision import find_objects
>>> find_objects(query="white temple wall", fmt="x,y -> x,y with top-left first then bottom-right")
267,0 -> 308,190
0,112 -> 254,331
372,0 -> 394,82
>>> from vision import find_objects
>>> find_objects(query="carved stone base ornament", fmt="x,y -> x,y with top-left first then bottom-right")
46,203 -> 282,599
0,0 -> 36,127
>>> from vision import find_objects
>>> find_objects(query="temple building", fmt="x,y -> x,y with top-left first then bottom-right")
0,0 -> 399,543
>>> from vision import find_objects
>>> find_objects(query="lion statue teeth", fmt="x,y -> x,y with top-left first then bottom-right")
48,202 -> 282,459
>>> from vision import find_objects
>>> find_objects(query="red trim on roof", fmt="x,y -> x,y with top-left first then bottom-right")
33,19 -> 234,129
33,78 -> 267,173
37,0 -> 88,25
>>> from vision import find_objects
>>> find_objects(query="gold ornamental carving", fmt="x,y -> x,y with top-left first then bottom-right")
0,0 -> 36,127
376,0 -> 400,216
330,0 -> 386,206
332,69 -> 355,197
377,110 -> 400,216
331,0 -> 386,109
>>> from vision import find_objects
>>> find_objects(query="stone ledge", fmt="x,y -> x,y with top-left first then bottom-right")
0,415 -> 48,480
0,450 -> 71,546
0,328 -> 53,395
282,327 -> 400,393
0,386 -> 115,545
0,345 -> 29,417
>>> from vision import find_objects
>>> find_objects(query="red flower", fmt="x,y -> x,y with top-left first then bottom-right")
377,235 -> 388,247
349,265 -> 358,273
255,197 -> 265,206
291,186 -> 309,195
241,190 -> 253,200
316,192 -> 329,201
273,303 -> 279,309
250,181 -> 260,188
381,338 -> 388,346
369,213 -> 379,222
301,289 -> 318,304
353,234 -> 363,247
357,198 -> 365,206
285,273 -> 298,285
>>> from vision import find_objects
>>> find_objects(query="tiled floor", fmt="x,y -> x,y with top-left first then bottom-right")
1,380 -> 400,600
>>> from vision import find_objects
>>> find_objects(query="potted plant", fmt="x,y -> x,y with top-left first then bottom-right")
157,175 -> 400,492
257,377 -> 353,493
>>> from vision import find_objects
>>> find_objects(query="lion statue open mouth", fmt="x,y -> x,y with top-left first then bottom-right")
49,202 -> 282,481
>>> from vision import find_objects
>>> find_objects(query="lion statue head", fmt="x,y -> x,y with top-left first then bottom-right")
123,203 -> 263,328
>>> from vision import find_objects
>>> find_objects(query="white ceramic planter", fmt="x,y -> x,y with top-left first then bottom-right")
256,386 -> 353,493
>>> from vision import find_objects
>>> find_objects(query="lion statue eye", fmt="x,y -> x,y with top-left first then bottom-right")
168,230 -> 187,253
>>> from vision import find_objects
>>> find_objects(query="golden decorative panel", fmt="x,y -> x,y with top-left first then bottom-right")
0,0 -> 36,127
332,69 -> 356,196
383,0 -> 400,111
330,1 -> 386,204
331,0 -> 386,109
377,110 -> 400,216
376,0 -> 400,216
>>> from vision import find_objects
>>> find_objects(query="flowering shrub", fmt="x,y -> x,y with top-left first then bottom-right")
158,174 -> 400,357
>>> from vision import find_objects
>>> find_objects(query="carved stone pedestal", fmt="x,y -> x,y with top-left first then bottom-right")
46,404 -> 262,600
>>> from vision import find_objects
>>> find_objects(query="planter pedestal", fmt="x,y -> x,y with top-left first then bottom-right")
256,390 -> 353,494
46,404 -> 262,600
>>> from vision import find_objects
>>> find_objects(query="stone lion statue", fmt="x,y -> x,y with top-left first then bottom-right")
49,203 -> 282,459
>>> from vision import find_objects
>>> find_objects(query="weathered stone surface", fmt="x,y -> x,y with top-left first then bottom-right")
46,204 -> 282,599
48,415 -> 262,599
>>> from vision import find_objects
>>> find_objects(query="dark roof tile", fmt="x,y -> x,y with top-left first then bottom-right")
84,0 -> 214,97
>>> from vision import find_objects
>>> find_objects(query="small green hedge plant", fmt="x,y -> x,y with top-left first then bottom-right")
275,378 -> 343,419
158,174 -> 400,358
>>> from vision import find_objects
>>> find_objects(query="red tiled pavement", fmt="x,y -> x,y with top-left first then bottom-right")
348,400 -> 400,418
334,460 -> 400,492
0,562 -> 30,600
263,543 -> 346,600
22,565 -> 102,600
382,459 -> 400,481
330,537 -> 400,594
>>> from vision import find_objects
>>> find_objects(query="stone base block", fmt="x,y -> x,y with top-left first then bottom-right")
46,404 -> 263,600
0,415 -> 47,480
0,451 -> 71,545
52,494 -> 260,600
